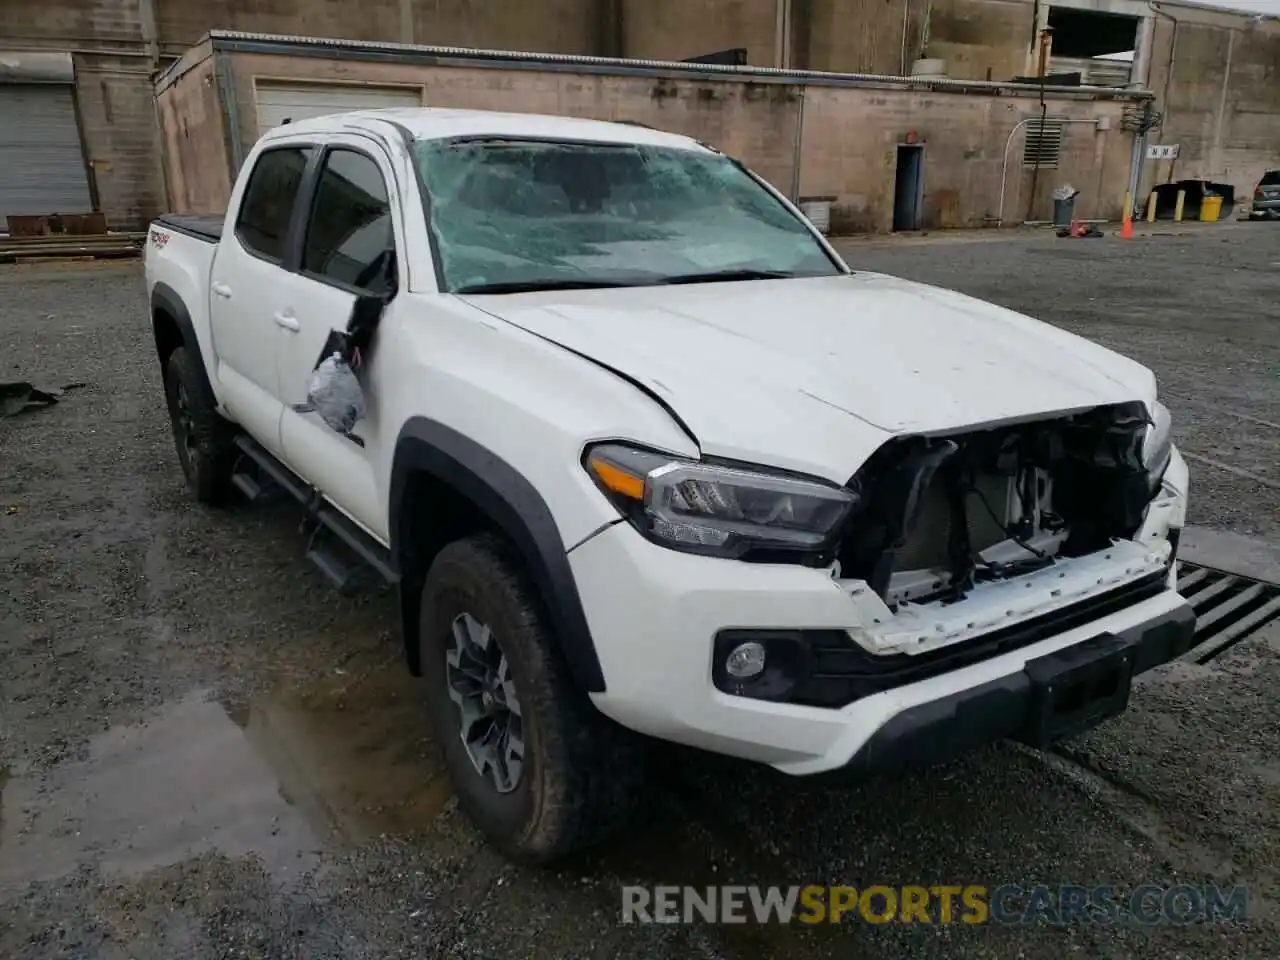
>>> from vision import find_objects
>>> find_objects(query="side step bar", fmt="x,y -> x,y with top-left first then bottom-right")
231,434 -> 398,595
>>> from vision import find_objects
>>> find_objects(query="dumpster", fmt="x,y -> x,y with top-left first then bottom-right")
1200,194 -> 1223,222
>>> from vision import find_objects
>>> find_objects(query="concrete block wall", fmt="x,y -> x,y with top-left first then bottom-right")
160,45 -> 1138,232
797,88 -> 1131,231
71,55 -> 167,227
1,0 -> 162,227
1146,16 -> 1280,205
619,0 -> 780,66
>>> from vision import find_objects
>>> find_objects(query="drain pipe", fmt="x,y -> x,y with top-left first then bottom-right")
996,116 -> 1103,226
789,85 -> 806,202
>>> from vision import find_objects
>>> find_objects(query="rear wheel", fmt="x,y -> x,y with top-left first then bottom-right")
419,534 -> 643,863
163,346 -> 235,505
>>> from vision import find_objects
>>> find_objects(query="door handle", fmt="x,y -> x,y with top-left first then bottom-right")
273,311 -> 300,332
212,281 -> 232,299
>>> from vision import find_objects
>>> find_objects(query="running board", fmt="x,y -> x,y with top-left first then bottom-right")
231,434 -> 398,592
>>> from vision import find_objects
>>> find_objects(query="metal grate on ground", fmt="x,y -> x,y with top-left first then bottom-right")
1177,561 -> 1280,663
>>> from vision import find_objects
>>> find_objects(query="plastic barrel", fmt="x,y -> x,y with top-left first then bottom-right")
1200,195 -> 1223,222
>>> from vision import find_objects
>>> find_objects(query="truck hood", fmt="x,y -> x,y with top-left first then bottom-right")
460,273 -> 1156,482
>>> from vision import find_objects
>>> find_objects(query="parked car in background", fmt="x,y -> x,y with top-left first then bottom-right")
1250,170 -> 1280,219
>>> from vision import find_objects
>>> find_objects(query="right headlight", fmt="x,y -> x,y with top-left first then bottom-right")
583,442 -> 858,560
1143,400 -> 1174,491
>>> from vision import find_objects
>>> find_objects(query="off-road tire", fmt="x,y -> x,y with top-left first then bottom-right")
419,533 -> 644,864
163,346 -> 235,506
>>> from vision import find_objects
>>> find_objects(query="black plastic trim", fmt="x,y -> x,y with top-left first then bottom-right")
293,142 -> 403,298
150,283 -> 216,403
390,417 -> 606,692
153,214 -> 223,243
380,118 -> 448,292
234,144 -> 317,269
833,600 -> 1196,777
714,568 -> 1172,708
232,434 -> 398,582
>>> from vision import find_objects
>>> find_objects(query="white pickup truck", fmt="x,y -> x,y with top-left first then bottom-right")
145,107 -> 1193,864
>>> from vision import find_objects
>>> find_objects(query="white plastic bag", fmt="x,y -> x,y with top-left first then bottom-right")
306,352 -> 365,434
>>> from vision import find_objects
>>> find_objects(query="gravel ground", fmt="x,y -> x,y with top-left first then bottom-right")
1,225 -> 1278,959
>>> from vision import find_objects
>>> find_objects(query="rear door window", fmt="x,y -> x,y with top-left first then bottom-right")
235,147 -> 311,262
1260,170 -> 1280,186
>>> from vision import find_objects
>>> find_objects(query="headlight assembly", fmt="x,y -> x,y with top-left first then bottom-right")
583,442 -> 858,560
1143,400 -> 1173,490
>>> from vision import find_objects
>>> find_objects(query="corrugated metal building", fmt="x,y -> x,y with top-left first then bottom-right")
0,53 -> 95,226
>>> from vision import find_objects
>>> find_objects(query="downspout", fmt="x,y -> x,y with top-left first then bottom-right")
1024,28 -> 1051,224
1210,28 -> 1234,180
1149,2 -> 1180,134
775,0 -> 791,68
790,85 -> 806,202
900,0 -> 910,75
1130,14 -> 1155,89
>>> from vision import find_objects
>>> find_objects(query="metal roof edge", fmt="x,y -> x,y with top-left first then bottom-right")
204,30 -> 1153,101
155,36 -> 215,94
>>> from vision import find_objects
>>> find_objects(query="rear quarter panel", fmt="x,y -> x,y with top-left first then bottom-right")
145,223 -> 220,404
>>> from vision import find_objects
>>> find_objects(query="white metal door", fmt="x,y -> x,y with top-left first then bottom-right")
276,140 -> 400,540
254,82 -> 423,137
0,84 -> 93,224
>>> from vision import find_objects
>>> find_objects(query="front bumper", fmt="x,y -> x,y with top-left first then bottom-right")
836,600 -> 1194,775
571,447 -> 1191,775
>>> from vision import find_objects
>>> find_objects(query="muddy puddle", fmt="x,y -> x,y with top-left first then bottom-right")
0,659 -> 452,892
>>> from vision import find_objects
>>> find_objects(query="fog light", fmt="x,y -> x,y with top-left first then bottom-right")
725,641 -> 767,680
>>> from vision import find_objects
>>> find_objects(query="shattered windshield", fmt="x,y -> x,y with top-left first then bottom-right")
413,138 -> 842,293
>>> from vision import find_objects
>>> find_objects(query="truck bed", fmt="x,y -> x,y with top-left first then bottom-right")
154,214 -> 222,243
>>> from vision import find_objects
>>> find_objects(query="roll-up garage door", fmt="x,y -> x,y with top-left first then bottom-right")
0,84 -> 93,225
255,82 -> 424,137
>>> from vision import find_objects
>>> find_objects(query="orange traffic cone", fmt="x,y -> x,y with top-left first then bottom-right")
1120,214 -> 1134,239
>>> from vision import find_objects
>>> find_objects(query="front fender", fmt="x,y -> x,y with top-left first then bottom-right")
390,416 -> 607,693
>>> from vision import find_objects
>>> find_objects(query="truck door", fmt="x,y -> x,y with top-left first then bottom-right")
274,138 -> 398,541
208,144 -> 314,457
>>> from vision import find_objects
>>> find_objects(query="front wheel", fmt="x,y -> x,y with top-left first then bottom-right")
418,534 -> 643,864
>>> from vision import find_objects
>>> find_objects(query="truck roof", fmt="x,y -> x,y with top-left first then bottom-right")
260,107 -> 711,152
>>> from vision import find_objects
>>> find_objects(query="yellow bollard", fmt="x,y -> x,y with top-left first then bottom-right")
1121,191 -> 1134,239
1174,189 -> 1186,222
1146,192 -> 1158,223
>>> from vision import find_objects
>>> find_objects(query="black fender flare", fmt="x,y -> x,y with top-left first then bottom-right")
390,417 -> 607,693
151,282 -> 217,405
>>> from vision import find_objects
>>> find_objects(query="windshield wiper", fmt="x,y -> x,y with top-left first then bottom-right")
658,269 -> 797,285
453,279 -> 646,295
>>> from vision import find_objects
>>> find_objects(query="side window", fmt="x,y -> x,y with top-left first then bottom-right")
302,149 -> 395,295
234,147 -> 310,262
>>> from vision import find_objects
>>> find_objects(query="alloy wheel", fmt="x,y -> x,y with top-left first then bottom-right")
445,612 -> 525,794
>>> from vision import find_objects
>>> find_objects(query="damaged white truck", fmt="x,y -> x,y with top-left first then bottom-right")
145,107 -> 1194,864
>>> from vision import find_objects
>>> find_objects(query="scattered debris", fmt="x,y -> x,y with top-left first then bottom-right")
1056,218 -> 1102,239
0,381 -> 86,417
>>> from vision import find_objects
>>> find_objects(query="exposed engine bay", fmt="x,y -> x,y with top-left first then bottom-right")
834,402 -> 1164,610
